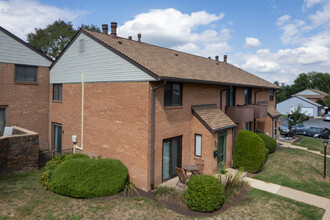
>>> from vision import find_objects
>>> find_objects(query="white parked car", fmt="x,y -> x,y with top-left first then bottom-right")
324,114 -> 330,122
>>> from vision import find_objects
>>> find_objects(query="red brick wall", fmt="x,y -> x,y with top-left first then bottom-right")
0,63 -> 49,149
153,83 -> 234,186
49,82 -> 151,191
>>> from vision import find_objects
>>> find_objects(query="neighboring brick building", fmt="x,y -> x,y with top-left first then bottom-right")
0,27 -> 52,149
49,23 -> 280,191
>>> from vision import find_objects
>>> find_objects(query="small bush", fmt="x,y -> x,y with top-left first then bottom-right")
186,175 -> 225,212
41,153 -> 89,190
258,133 -> 277,154
50,158 -> 128,198
233,130 -> 267,173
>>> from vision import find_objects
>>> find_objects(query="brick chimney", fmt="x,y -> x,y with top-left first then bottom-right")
215,55 -> 219,61
128,36 -> 132,40
138,33 -> 141,42
102,24 -> 108,34
111,22 -> 117,38
224,55 -> 227,63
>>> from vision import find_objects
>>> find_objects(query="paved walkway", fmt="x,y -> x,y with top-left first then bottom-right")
245,177 -> 330,220
278,140 -> 330,158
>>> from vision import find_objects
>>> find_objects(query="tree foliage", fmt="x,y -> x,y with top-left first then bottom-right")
275,72 -> 330,103
27,20 -> 100,60
285,105 -> 309,130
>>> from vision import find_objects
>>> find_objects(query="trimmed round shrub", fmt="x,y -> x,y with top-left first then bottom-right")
62,153 -> 90,161
186,175 -> 225,212
233,130 -> 267,173
258,133 -> 277,154
49,158 -> 128,198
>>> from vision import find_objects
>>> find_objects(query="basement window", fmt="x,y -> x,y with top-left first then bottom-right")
164,83 -> 182,107
15,65 -> 37,82
53,84 -> 62,101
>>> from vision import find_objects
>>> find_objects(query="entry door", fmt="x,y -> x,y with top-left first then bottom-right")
0,106 -> 7,136
52,123 -> 62,153
217,132 -> 227,166
274,118 -> 278,140
162,136 -> 182,181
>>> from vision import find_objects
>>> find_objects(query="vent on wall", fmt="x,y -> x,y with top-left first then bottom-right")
79,39 -> 85,52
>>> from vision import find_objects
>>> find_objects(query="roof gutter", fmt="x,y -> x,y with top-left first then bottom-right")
150,80 -> 166,189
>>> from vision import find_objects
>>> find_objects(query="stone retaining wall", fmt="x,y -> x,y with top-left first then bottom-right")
0,126 -> 39,175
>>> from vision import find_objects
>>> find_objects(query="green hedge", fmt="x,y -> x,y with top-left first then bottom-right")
41,153 -> 90,190
186,175 -> 225,212
258,133 -> 277,154
49,158 -> 128,198
233,130 -> 267,173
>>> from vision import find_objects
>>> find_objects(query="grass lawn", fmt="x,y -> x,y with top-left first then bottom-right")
254,149 -> 330,198
0,169 -> 325,219
293,135 -> 330,155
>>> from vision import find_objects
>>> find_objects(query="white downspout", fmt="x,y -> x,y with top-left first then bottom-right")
74,72 -> 84,151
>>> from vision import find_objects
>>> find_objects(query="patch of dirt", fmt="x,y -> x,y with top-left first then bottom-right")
292,136 -> 303,144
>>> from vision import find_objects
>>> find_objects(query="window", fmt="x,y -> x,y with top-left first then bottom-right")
52,123 -> 62,153
245,88 -> 252,104
269,90 -> 274,101
245,122 -> 251,131
164,83 -> 182,107
53,84 -> 62,101
162,136 -> 182,181
15,65 -> 37,82
226,87 -> 236,106
195,134 -> 202,157
0,106 -> 8,136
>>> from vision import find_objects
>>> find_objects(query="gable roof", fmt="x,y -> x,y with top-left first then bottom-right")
309,88 -> 328,97
0,26 -> 53,63
52,29 -> 279,89
295,96 -> 322,107
192,104 -> 236,133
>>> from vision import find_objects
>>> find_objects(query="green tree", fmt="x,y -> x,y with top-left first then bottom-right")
285,105 -> 309,135
27,20 -> 100,60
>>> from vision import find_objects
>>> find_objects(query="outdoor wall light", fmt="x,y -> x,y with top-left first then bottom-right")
323,140 -> 328,179
213,150 -> 218,158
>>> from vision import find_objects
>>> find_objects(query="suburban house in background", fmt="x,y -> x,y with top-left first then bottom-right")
0,27 -> 52,149
293,88 -> 328,103
277,94 -> 324,117
49,22 -> 280,191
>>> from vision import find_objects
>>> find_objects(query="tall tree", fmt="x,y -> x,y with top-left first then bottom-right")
27,20 -> 100,60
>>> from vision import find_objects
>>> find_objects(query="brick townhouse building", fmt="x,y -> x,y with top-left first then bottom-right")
49,23 -> 280,191
0,27 -> 52,149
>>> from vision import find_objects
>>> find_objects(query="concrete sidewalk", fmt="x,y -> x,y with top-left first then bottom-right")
278,140 -> 330,158
245,177 -> 330,220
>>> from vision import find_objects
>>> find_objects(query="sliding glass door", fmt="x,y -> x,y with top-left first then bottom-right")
52,123 -> 62,153
162,136 -> 182,181
0,106 -> 7,136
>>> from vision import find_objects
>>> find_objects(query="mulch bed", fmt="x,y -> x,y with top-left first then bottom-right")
91,185 -> 250,217
155,186 -> 251,217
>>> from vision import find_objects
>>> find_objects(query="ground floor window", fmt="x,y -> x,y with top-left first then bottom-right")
0,106 -> 7,136
194,134 -> 202,157
245,122 -> 252,131
162,136 -> 182,181
52,123 -> 62,153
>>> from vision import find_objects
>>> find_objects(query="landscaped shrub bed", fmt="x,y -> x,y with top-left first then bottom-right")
186,175 -> 225,212
258,133 -> 277,154
233,130 -> 267,173
49,158 -> 128,198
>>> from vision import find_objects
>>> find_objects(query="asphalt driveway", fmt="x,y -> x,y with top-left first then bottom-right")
280,117 -> 330,129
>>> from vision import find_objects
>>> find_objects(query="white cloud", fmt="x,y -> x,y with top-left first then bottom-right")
303,0 -> 323,9
0,0 -> 86,40
276,15 -> 291,26
309,0 -> 330,26
244,37 -> 261,48
118,8 -> 229,53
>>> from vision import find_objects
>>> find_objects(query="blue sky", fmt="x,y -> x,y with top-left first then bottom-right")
1,0 -> 330,84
